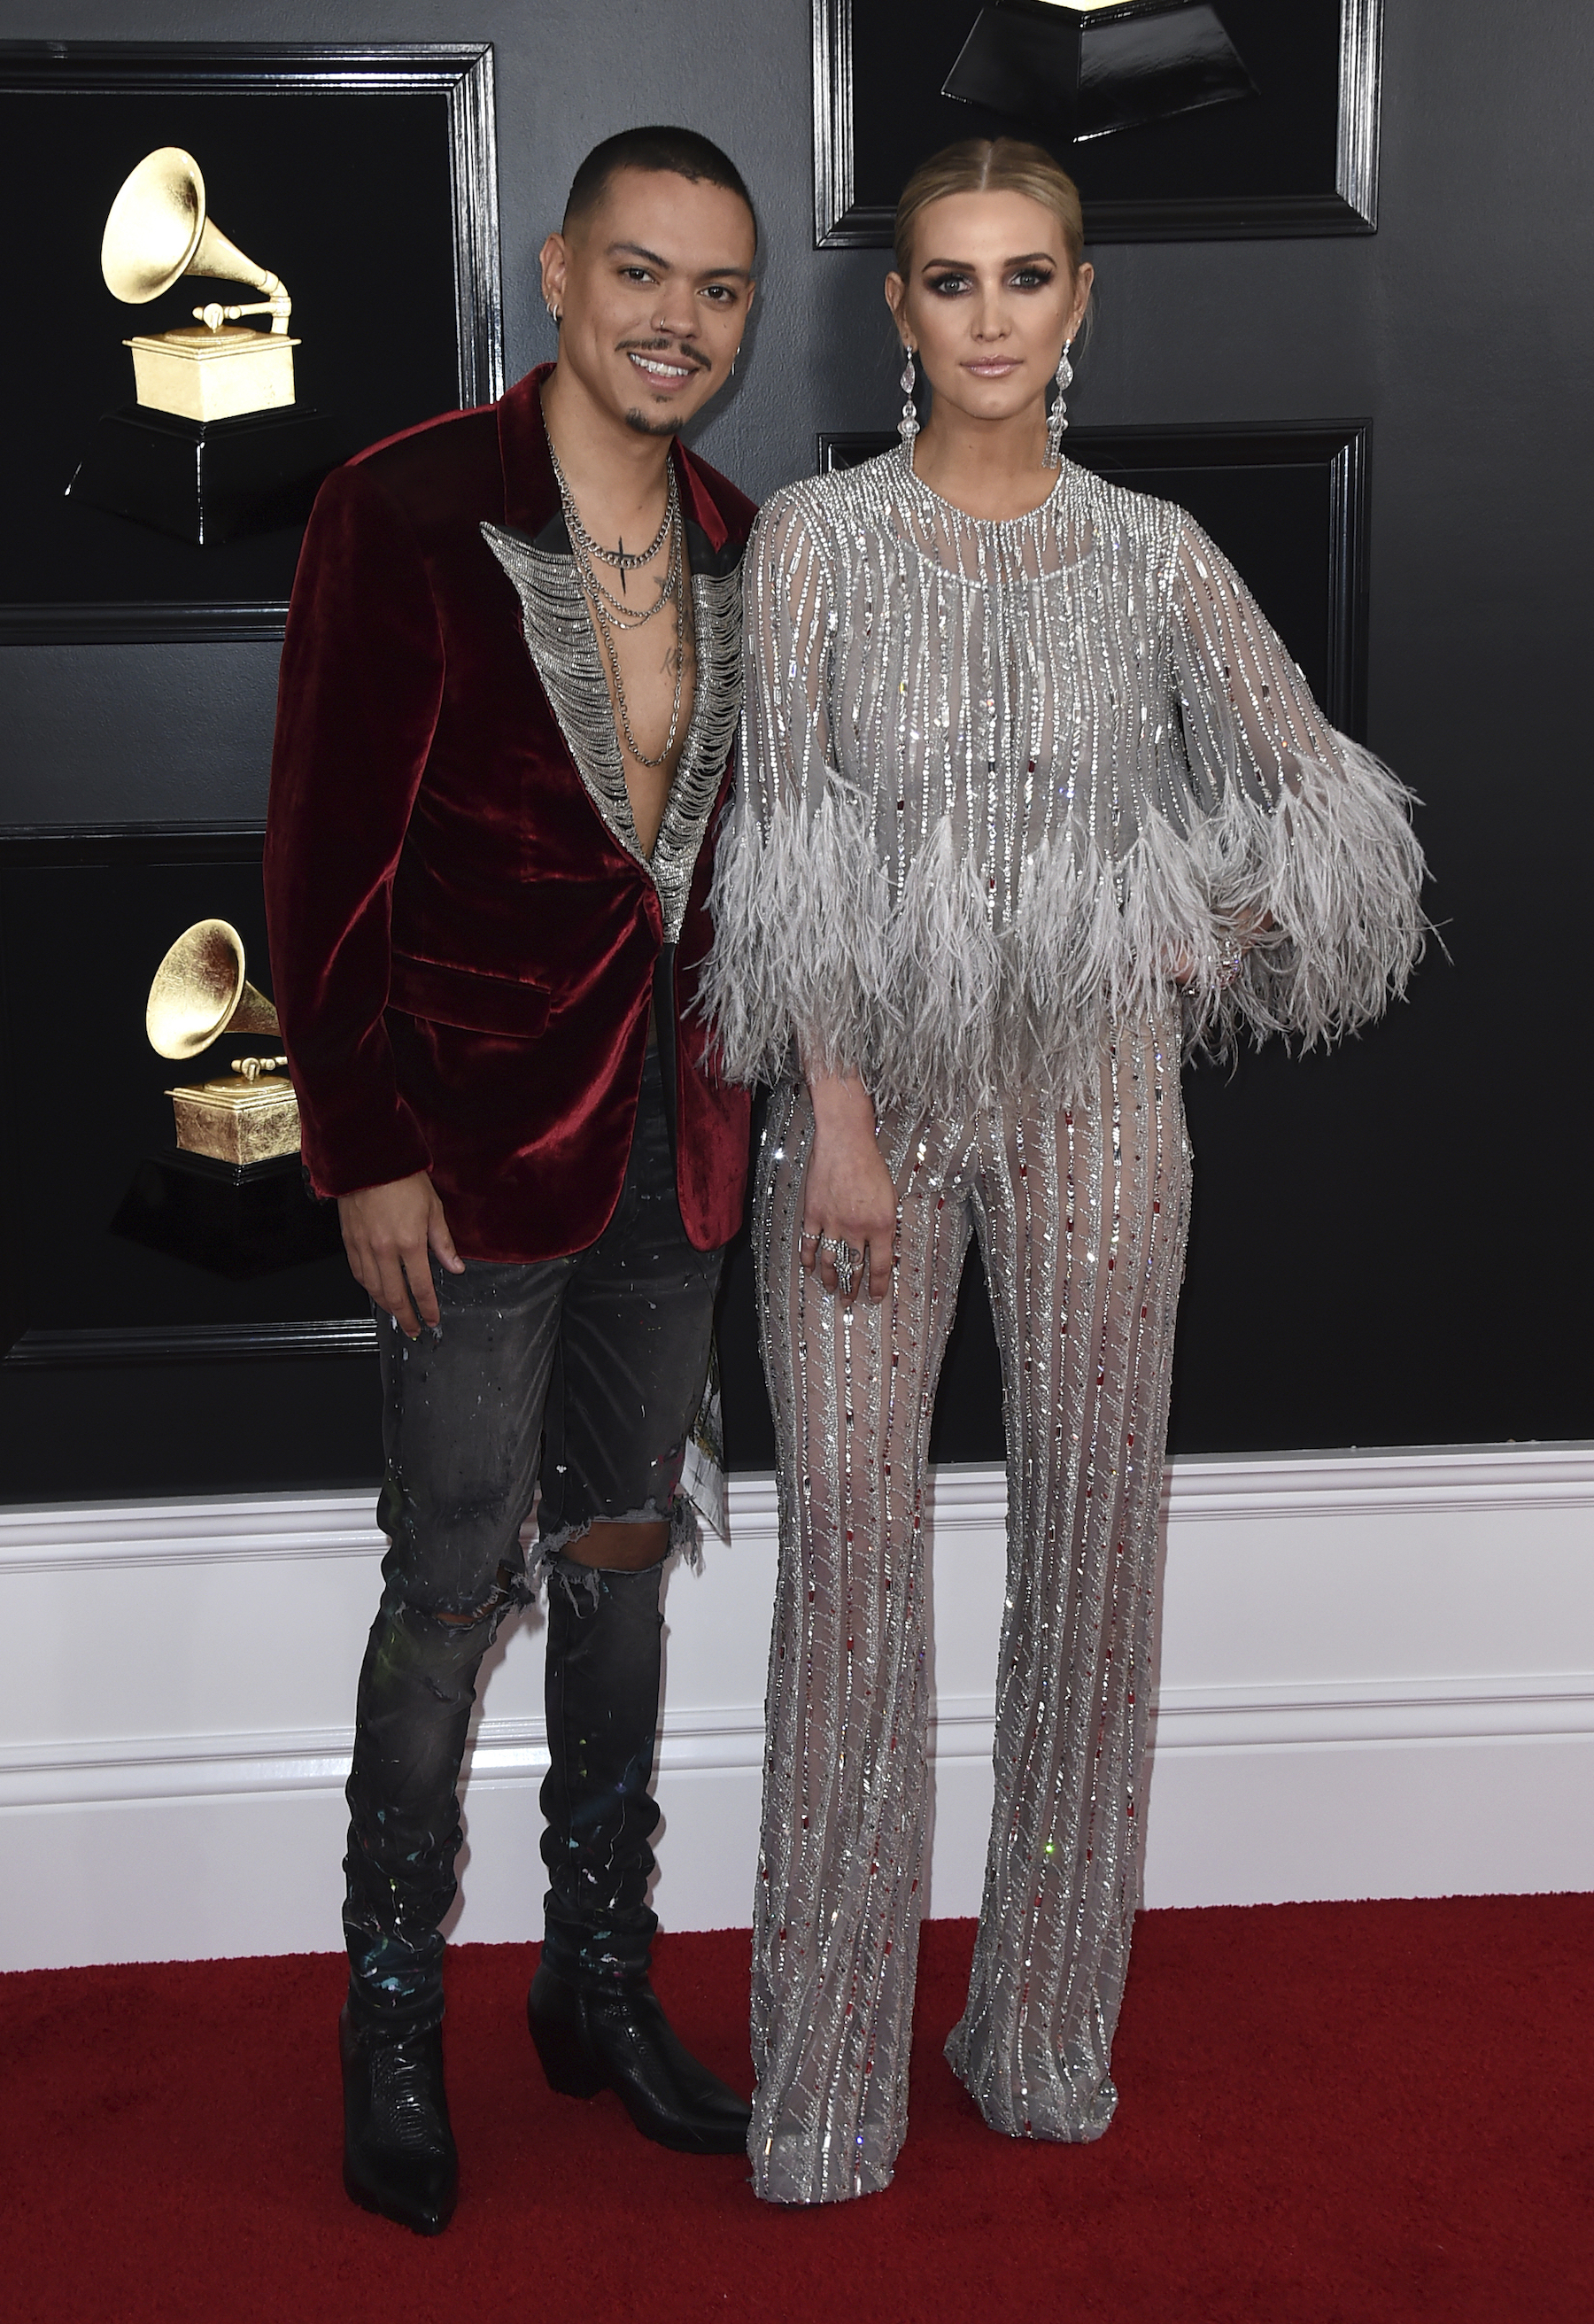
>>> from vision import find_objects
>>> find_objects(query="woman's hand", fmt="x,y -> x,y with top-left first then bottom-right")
801,1069 -> 898,1305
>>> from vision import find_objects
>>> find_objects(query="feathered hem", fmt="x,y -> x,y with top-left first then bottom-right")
700,740 -> 1426,1110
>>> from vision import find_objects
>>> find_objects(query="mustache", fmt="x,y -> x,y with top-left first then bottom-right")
617,335 -> 713,373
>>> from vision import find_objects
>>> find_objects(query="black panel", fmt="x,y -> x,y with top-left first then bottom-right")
0,829 -> 382,1497
0,89 -> 452,624
852,0 -> 1338,202
817,0 -> 1377,245
0,42 -> 503,641
716,1205 -> 775,1473
71,405 -> 348,550
942,4 -> 1257,148
0,1354 -> 380,1503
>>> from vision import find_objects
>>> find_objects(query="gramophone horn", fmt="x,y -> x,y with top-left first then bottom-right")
146,919 -> 281,1061
101,147 -> 285,314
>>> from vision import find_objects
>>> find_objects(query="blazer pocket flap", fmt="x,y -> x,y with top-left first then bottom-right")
388,953 -> 551,1038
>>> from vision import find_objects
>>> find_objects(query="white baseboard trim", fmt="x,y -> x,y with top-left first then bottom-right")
11,1669 -> 1594,1815
1153,1444 -> 1594,1521
0,1492 -> 387,1576
2,1444 -> 1590,1968
4,1441 -> 1585,1575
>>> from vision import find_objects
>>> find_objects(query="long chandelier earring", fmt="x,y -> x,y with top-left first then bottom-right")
897,346 -> 920,448
1044,337 -> 1074,469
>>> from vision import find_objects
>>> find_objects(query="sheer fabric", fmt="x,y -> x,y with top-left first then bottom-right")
751,1017 -> 1188,2202
704,446 -> 1424,1109
709,448 -> 1426,2204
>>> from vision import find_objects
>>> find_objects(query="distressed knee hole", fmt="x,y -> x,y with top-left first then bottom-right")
414,1559 -> 524,1631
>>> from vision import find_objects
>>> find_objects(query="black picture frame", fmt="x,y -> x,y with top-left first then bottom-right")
813,0 -> 1381,249
817,421 -> 1370,735
0,42 -> 503,646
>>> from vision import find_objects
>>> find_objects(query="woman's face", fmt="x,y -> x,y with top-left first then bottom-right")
886,189 -> 1092,436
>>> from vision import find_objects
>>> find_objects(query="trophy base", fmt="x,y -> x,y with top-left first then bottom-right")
943,1 -> 1255,144
68,404 -> 344,546
110,1149 -> 344,1282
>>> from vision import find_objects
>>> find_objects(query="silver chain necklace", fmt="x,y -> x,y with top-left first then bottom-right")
547,433 -> 692,772
547,432 -> 680,624
580,501 -> 683,631
569,487 -> 672,587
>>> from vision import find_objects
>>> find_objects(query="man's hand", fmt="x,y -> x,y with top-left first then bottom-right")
337,1172 -> 464,1336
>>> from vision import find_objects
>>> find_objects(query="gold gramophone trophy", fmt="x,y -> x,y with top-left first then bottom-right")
69,149 -> 341,546
110,920 -> 339,1278
103,147 -> 298,423
145,919 -> 300,1167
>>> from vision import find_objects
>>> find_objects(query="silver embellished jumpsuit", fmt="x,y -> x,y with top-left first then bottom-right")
702,447 -> 1425,2204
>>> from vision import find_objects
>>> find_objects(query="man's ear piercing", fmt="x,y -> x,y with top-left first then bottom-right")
546,299 -> 561,324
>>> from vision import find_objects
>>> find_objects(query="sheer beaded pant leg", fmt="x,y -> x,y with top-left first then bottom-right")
946,1010 -> 1191,2140
748,1012 -> 1189,2200
748,1077 -> 977,2205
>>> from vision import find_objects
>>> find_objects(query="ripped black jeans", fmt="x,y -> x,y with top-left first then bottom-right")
343,1047 -> 723,2032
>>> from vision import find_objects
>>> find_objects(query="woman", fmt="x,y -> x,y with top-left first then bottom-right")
704,139 -> 1425,2205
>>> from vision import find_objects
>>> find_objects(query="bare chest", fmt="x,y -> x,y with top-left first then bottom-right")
582,589 -> 697,860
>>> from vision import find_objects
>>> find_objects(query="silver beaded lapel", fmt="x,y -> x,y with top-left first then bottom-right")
480,523 -> 743,945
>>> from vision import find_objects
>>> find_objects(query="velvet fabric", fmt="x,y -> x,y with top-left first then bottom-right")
263,365 -> 755,1259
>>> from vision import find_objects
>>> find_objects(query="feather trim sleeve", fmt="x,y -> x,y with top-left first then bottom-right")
700,489 -> 882,1088
1169,515 -> 1428,1057
701,470 -> 1429,1107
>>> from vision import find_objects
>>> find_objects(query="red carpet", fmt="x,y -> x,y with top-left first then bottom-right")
2,1899 -> 1589,2324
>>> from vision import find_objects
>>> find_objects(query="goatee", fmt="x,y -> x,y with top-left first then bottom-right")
624,408 -> 685,438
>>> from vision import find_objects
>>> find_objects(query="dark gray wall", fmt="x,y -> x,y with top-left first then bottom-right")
3,1 -> 1590,1460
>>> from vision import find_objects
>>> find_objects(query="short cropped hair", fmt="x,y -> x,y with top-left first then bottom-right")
563,126 -> 757,248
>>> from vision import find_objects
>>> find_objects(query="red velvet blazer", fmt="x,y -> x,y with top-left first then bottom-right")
263,366 -> 755,1259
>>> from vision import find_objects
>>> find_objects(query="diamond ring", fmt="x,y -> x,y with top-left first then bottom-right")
819,1234 -> 860,1296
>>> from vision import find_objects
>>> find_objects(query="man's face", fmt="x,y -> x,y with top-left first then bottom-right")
543,167 -> 756,436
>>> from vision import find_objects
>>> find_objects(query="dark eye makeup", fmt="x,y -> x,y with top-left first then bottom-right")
923,267 -> 1056,295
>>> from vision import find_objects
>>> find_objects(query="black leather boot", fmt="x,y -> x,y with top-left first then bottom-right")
528,1957 -> 751,2155
530,1556 -> 751,2156
339,2003 -> 458,2235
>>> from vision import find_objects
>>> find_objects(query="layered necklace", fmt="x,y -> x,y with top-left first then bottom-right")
546,431 -> 692,772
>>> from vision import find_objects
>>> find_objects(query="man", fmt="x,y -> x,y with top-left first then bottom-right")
263,127 -> 759,2235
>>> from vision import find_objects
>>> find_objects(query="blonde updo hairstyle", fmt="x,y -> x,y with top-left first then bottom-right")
894,136 -> 1087,305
